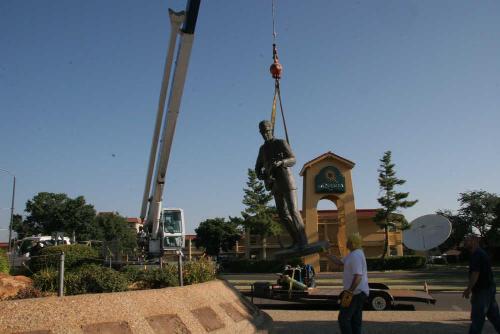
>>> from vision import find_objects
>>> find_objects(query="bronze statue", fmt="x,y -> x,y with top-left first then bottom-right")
256,120 -> 328,257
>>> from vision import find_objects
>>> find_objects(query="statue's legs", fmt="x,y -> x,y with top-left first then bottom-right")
274,190 -> 308,247
274,193 -> 298,245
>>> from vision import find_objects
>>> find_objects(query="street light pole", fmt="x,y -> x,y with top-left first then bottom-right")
0,169 -> 15,253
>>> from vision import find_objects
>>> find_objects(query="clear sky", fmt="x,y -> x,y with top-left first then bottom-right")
1,0 -> 500,239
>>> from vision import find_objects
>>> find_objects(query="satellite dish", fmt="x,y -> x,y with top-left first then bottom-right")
403,214 -> 452,251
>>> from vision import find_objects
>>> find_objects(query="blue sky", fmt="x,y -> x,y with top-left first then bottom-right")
1,0 -> 500,239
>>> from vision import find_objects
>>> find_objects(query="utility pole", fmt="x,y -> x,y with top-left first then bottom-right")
0,169 -> 15,253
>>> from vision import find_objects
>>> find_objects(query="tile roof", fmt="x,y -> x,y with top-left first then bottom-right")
300,151 -> 355,176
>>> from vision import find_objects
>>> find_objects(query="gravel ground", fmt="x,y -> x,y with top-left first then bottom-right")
0,280 -> 272,334
267,310 -> 498,334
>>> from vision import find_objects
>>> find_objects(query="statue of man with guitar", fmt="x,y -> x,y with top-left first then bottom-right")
255,120 -> 309,253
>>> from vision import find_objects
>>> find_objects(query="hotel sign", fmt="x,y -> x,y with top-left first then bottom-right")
315,166 -> 345,193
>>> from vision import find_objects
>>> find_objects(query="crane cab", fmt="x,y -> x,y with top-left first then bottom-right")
161,208 -> 185,250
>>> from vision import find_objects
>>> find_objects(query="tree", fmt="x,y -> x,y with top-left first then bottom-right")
437,191 -> 500,252
91,212 -> 138,254
488,202 -> 500,247
194,218 -> 241,256
436,209 -> 469,252
11,214 -> 33,239
458,190 -> 500,239
20,192 -> 97,240
374,151 -> 418,258
241,169 -> 281,259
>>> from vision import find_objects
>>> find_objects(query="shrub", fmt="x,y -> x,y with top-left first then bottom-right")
184,257 -> 216,284
120,265 -> 146,284
430,257 -> 447,265
221,258 -> 303,273
366,256 -> 426,271
34,264 -> 128,295
0,249 -> 9,274
32,268 -> 58,292
64,264 -> 129,295
7,286 -> 44,300
139,265 -> 178,289
9,265 -> 32,277
30,244 -> 99,272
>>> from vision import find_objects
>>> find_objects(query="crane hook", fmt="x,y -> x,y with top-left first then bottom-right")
270,43 -> 283,80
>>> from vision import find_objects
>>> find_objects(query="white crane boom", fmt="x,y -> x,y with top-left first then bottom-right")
141,0 -> 200,256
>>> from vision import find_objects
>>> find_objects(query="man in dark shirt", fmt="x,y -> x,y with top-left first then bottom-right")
463,235 -> 500,333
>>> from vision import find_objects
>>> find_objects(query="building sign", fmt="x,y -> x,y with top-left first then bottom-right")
315,166 -> 345,193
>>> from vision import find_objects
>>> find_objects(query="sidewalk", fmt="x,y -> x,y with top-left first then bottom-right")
267,310 -> 497,334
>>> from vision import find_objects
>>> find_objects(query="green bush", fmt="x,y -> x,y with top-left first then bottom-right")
33,264 -> 128,295
120,265 -> 146,284
184,257 -> 216,284
32,268 -> 58,292
64,264 -> 128,295
139,265 -> 178,289
366,256 -> 426,271
9,265 -> 32,277
30,244 -> 99,272
0,249 -> 9,274
221,258 -> 303,273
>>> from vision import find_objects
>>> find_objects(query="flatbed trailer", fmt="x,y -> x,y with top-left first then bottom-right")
246,282 -> 436,311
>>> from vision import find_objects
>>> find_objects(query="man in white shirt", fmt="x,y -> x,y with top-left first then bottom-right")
325,233 -> 369,334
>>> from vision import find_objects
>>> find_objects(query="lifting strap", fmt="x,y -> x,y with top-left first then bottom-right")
271,78 -> 289,144
269,0 -> 290,144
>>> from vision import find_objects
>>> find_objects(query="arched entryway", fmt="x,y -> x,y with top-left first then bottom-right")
300,152 -> 359,272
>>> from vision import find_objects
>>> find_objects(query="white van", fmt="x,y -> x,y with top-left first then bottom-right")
11,236 -> 71,266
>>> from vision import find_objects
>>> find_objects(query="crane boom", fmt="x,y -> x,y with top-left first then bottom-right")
142,0 -> 201,256
141,10 -> 184,222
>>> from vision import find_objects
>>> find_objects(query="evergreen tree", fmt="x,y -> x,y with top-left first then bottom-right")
241,169 -> 281,259
374,151 -> 418,258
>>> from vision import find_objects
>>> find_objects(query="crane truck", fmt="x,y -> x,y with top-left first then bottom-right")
140,0 -> 200,257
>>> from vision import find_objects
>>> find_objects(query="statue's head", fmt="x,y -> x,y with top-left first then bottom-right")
259,120 -> 273,141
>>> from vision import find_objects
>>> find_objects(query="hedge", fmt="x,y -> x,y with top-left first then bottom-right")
366,256 -> 426,271
30,257 -> 218,297
0,249 -> 9,274
138,265 -> 179,289
120,265 -> 144,284
30,244 -> 99,272
33,264 -> 128,295
218,256 -> 425,273
220,258 -> 303,273
64,264 -> 129,295
32,268 -> 58,292
120,257 -> 218,288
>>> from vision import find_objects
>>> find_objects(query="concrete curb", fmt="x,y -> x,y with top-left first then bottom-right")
0,279 -> 273,334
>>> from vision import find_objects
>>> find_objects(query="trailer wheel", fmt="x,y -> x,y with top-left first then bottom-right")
369,294 -> 389,311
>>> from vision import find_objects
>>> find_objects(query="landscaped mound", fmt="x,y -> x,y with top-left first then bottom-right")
0,273 -> 33,300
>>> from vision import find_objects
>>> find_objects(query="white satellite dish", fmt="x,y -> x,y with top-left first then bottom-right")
403,214 -> 452,251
